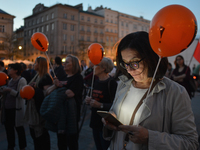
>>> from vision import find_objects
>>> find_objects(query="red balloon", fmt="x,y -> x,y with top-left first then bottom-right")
20,85 -> 35,100
31,32 -> 49,52
88,43 -> 104,65
0,72 -> 8,86
149,4 -> 197,57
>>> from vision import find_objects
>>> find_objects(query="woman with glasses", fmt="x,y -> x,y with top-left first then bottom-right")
171,55 -> 192,98
102,31 -> 198,150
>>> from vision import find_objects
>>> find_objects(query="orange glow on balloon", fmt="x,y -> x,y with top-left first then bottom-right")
20,85 -> 35,100
0,72 -> 8,86
88,43 -> 104,65
31,32 -> 49,52
149,4 -> 197,57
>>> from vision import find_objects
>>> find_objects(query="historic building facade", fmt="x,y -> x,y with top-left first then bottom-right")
0,9 -> 15,59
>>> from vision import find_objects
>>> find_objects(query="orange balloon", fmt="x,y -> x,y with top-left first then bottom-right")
88,43 -> 104,65
149,4 -> 197,57
31,32 -> 49,52
0,72 -> 8,86
20,85 -> 35,100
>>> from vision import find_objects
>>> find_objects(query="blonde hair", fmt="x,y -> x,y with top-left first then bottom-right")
66,54 -> 82,74
99,57 -> 114,73
36,56 -> 49,77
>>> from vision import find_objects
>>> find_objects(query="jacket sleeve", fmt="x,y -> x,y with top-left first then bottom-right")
148,87 -> 199,150
10,78 -> 27,98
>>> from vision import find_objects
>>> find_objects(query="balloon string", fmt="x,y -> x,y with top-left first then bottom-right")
45,52 -> 56,78
146,56 -> 162,98
90,65 -> 96,98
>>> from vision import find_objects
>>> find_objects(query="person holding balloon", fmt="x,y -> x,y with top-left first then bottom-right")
0,63 -> 27,150
46,54 -> 84,150
85,57 -> 118,150
24,56 -> 53,150
102,31 -> 198,150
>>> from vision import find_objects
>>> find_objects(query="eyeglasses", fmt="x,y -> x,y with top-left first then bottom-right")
120,58 -> 145,70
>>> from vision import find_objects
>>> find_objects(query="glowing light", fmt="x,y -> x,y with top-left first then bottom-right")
193,76 -> 197,80
18,46 -> 22,50
62,58 -> 66,62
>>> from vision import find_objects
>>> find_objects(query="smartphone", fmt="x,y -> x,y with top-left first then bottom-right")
97,111 -> 123,126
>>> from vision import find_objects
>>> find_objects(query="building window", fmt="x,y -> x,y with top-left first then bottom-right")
37,18 -> 39,24
51,13 -> 54,19
100,20 -> 103,24
111,20 -> 113,23
37,27 -> 39,32
80,25 -> 84,31
111,29 -> 113,33
63,13 -> 67,19
41,17 -> 44,22
106,28 -> 108,32
95,19 -> 97,23
121,22 -> 123,26
63,23 -> 67,30
126,23 -> 128,27
71,25 -> 75,31
100,29 -> 103,34
63,34 -> 67,41
100,38 -> 103,42
81,16 -> 84,20
111,37 -> 113,42
71,35 -> 74,41
87,37 -> 90,41
29,30 -> 31,36
94,28 -> 97,33
33,29 -> 35,33
133,24 -> 137,30
80,36 -> 84,41
28,21 -> 31,26
94,37 -> 97,42
46,25 -> 49,32
0,25 -> 5,32
115,37 -> 117,42
32,20 -> 35,25
87,27 -> 90,32
41,26 -> 44,32
52,23 -> 54,30
115,30 -> 117,33
106,37 -> 109,42
71,15 -> 74,20
46,15 -> 49,21
87,17 -> 90,21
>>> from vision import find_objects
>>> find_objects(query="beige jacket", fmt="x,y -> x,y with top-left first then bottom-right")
104,75 -> 198,150
1,77 -> 27,127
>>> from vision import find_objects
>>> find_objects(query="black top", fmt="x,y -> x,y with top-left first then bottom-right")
51,65 -> 67,81
34,73 -> 53,113
90,77 -> 117,130
62,73 -> 84,120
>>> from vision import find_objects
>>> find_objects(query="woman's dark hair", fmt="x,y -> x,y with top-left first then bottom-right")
8,63 -> 22,75
174,55 -> 185,69
55,56 -> 62,65
116,31 -> 168,79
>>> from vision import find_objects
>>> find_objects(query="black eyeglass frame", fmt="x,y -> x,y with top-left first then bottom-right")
120,57 -> 145,70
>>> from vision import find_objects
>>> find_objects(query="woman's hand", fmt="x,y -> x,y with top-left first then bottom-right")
2,87 -> 11,92
54,78 -> 60,87
85,96 -> 91,105
102,112 -> 120,131
30,82 -> 36,87
90,99 -> 101,108
119,125 -> 149,145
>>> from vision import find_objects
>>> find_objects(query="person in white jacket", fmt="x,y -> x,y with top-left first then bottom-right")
102,31 -> 199,150
1,63 -> 27,150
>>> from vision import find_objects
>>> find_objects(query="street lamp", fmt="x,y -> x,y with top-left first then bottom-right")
18,46 -> 22,50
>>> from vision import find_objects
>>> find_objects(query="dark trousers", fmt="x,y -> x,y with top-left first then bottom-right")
92,129 -> 110,150
29,127 -> 50,150
57,133 -> 79,150
4,108 -> 27,149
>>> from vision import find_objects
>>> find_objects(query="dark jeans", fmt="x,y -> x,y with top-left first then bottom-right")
4,108 -> 27,149
92,129 -> 110,150
29,127 -> 50,150
57,133 -> 79,150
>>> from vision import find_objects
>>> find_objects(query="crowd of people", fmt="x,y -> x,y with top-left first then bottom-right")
0,31 -> 200,150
